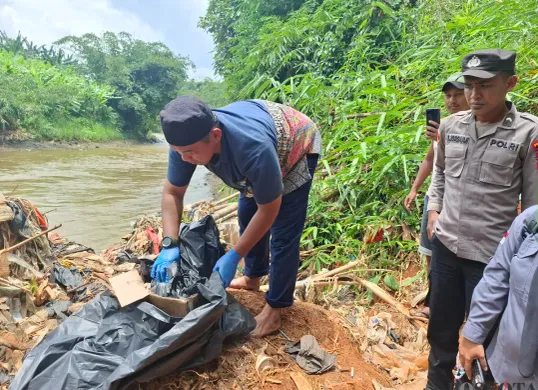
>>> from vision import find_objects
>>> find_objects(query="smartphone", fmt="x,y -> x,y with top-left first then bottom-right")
471,359 -> 485,390
426,108 -> 441,126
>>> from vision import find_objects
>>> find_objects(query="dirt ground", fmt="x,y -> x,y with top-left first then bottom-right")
143,290 -> 392,390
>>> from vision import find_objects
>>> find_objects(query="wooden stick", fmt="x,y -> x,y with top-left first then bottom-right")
215,210 -> 238,224
0,277 -> 32,295
310,259 -> 363,282
211,192 -> 239,207
358,279 -> 427,323
212,204 -> 238,220
0,224 -> 62,255
42,208 -> 57,216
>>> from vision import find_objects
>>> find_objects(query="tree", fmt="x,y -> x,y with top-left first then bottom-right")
179,78 -> 229,108
55,32 -> 192,136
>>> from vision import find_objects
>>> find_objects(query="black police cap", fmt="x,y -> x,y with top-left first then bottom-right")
461,49 -> 516,79
160,95 -> 217,147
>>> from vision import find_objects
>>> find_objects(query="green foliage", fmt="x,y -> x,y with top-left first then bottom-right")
203,0 -> 538,280
55,32 -> 192,136
0,50 -> 119,141
0,30 -> 77,66
179,78 -> 230,108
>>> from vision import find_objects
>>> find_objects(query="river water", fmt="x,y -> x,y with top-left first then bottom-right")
0,143 -> 215,251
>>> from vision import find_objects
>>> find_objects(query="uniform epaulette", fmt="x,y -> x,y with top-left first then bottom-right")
520,112 -> 538,125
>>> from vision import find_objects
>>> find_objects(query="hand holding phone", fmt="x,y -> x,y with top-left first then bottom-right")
425,108 -> 441,141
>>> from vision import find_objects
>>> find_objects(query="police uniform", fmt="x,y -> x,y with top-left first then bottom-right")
462,206 -> 538,385
425,49 -> 538,390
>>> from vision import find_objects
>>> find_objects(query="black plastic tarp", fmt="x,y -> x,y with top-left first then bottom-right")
10,216 -> 256,390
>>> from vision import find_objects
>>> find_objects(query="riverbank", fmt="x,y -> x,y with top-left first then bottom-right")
1,143 -> 221,251
0,138 -> 155,152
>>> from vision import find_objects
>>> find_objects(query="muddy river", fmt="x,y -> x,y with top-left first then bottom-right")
0,143 -> 216,251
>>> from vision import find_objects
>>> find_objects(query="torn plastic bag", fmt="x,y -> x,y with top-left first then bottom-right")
49,263 -> 86,289
10,215 -> 255,390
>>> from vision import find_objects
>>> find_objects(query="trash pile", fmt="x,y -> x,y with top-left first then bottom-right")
0,193 -> 144,389
10,215 -> 255,390
2,190 -> 430,390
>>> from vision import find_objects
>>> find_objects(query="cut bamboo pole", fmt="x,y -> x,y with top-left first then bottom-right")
0,224 -> 62,255
0,224 -> 62,277
211,192 -> 239,207
215,210 -> 238,224
212,204 -> 238,221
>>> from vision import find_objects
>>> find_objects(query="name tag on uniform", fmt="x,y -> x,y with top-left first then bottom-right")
489,138 -> 520,152
446,134 -> 470,144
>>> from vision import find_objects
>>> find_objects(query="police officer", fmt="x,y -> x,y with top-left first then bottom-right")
459,206 -> 538,385
151,96 -> 321,337
426,49 -> 538,389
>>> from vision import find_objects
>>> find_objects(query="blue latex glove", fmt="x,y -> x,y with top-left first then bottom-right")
213,249 -> 242,287
151,247 -> 180,283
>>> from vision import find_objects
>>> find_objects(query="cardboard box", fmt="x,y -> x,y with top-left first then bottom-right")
110,270 -> 199,318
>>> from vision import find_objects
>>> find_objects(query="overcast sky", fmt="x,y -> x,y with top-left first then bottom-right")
0,0 -> 216,79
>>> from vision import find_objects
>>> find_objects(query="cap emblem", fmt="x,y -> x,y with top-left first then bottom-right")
467,56 -> 481,68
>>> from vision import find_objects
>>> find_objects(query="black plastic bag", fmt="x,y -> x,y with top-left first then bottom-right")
151,215 -> 224,298
10,215 -> 255,390
49,263 -> 86,290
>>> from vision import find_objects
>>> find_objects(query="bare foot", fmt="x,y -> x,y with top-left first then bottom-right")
251,304 -> 282,338
229,275 -> 260,290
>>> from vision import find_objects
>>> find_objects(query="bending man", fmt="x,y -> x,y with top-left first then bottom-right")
151,96 -> 321,337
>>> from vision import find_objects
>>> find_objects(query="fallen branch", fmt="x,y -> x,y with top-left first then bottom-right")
212,204 -> 238,220
215,210 -> 238,224
310,259 -> 363,282
0,277 -> 32,295
0,224 -> 62,255
211,192 -> 239,207
358,279 -> 428,323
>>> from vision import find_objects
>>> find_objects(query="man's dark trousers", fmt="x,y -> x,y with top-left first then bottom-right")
427,235 -> 487,390
237,154 -> 318,308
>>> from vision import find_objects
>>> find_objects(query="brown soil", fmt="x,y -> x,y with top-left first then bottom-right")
144,290 -> 391,390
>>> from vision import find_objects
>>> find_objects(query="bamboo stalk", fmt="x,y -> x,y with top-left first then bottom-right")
310,259 -> 363,282
212,204 -> 238,220
0,224 -> 62,255
211,192 -> 239,207
358,279 -> 427,323
210,203 -> 232,212
215,210 -> 238,224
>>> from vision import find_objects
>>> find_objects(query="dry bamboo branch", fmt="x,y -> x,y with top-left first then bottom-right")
0,277 -> 32,294
310,259 -> 363,282
358,279 -> 428,323
212,204 -> 238,220
215,210 -> 238,224
211,192 -> 239,207
0,224 -> 62,255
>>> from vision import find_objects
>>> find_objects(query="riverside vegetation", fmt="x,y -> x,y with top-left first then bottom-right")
0,31 -> 228,142
2,0 -> 538,295
200,0 -> 538,292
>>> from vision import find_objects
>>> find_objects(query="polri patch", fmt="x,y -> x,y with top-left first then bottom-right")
446,134 -> 470,144
489,138 -> 520,152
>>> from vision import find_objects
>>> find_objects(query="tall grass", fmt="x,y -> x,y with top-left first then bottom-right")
204,0 -> 538,278
0,51 -> 120,141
